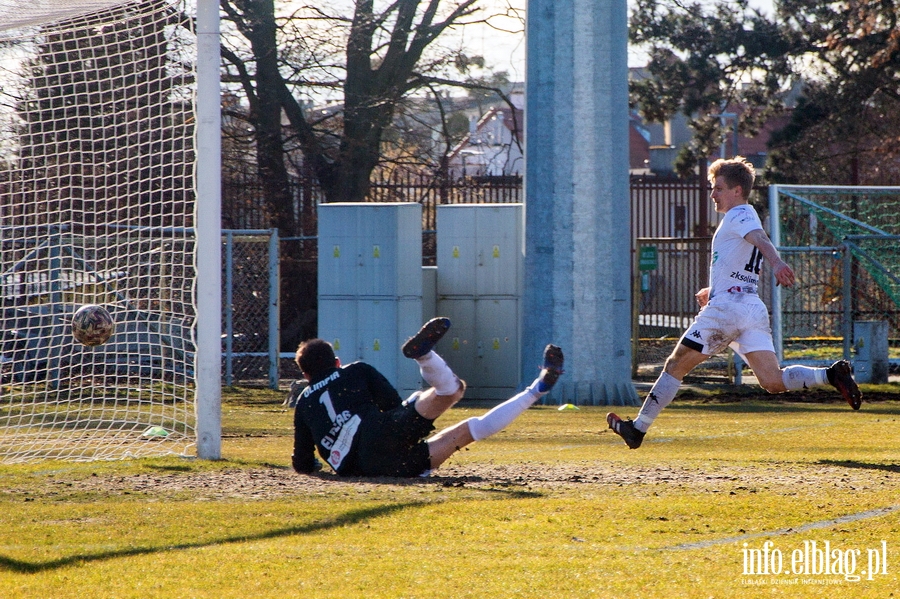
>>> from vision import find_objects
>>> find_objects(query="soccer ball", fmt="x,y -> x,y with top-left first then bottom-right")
72,304 -> 115,346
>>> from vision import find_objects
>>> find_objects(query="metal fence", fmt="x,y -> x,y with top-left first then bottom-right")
629,176 -> 723,382
631,237 -> 738,381
221,229 -> 280,388
221,175 -> 900,388
223,170 -> 523,265
630,175 -> 714,240
770,186 -> 900,380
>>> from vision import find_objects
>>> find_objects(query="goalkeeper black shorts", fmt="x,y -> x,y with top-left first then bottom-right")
354,399 -> 435,477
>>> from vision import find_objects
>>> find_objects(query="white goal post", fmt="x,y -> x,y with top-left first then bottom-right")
0,0 -> 221,462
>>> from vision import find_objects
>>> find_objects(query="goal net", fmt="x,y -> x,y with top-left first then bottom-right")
0,0 -> 198,462
771,185 -> 900,364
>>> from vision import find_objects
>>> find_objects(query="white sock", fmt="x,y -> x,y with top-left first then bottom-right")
416,351 -> 459,396
781,365 -> 828,391
466,382 -> 542,441
633,372 -> 681,432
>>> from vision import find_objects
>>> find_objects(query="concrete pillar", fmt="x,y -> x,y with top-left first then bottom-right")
523,0 -> 639,405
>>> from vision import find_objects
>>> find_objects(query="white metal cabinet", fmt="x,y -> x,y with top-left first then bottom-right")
318,203 -> 423,396
435,204 -> 523,399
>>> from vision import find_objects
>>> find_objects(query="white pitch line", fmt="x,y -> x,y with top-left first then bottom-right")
663,505 -> 900,552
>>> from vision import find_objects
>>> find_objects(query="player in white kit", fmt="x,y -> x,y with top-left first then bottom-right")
608,157 -> 862,449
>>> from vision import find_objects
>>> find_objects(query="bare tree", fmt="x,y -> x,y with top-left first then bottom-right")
221,0 -> 294,231
220,0 -> 523,230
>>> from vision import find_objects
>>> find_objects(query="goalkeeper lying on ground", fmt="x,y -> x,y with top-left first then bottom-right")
290,318 -> 564,477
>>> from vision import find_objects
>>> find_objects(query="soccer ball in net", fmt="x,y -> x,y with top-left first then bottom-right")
71,304 -> 115,347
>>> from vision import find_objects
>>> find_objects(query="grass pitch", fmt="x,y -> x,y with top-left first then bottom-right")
0,386 -> 899,598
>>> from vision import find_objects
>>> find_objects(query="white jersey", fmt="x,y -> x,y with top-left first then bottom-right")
708,204 -> 765,302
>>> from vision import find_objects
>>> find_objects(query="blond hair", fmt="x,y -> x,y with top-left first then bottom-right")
708,156 -> 755,200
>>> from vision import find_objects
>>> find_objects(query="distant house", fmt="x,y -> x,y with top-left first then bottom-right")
446,94 -> 525,178
631,108 -> 783,177
629,110 -> 652,174
628,67 -> 799,175
447,92 -> 656,178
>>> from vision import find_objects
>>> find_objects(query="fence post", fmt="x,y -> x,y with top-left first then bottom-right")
842,242 -> 853,361
224,231 -> 234,386
769,185 -> 783,361
632,240 -> 640,378
268,229 -> 280,389
697,159 -> 708,236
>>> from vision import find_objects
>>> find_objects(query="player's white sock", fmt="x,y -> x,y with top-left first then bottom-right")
781,365 -> 828,391
633,371 -> 680,432
466,382 -> 542,441
416,351 -> 460,396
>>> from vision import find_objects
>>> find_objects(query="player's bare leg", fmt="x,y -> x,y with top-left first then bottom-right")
745,350 -> 861,409
743,350 -> 788,393
413,382 -> 466,421
608,343 -> 707,449
426,419 -> 475,469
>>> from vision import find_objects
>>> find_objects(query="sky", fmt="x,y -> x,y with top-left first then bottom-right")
461,0 -> 776,80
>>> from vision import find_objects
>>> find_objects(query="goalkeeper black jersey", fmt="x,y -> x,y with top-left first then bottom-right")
292,361 -> 402,475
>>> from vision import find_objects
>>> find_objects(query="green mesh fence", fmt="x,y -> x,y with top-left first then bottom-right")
775,187 -> 900,370
778,187 -> 900,316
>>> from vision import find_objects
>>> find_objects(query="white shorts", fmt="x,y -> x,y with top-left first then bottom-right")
679,295 -> 774,358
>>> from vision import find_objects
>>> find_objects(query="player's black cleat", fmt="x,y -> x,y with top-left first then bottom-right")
607,413 -> 645,449
537,344 -> 564,392
827,359 -> 862,410
402,317 -> 451,359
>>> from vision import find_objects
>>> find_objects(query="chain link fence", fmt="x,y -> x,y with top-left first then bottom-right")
631,237 -> 745,383
222,230 -> 280,387
771,186 -> 900,382
632,187 -> 900,385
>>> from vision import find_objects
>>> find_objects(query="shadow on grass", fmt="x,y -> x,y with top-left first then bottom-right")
327,472 -> 545,499
817,459 -> 900,474
0,502 -> 426,574
430,478 -> 544,498
0,476 -> 543,574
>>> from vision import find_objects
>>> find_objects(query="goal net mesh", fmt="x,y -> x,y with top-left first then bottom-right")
775,186 -> 900,361
0,0 -> 197,462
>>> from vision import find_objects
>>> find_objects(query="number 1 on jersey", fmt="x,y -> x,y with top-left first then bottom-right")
319,390 -> 337,422
744,246 -> 763,275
